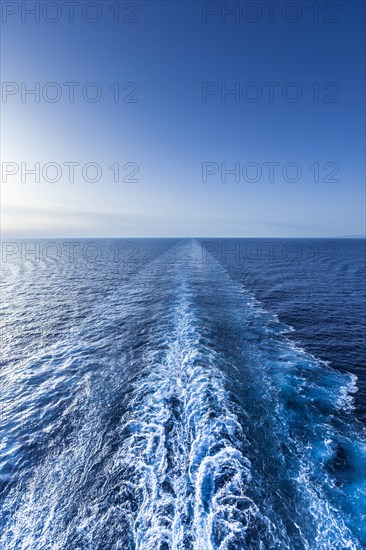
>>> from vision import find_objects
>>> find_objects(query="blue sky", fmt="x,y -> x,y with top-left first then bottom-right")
1,0 -> 365,237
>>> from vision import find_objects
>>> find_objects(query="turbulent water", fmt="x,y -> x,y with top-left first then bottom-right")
1,238 -> 365,549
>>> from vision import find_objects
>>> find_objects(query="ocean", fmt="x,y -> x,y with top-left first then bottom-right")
0,238 -> 365,549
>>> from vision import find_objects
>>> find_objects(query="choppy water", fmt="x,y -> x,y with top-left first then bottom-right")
1,238 -> 365,549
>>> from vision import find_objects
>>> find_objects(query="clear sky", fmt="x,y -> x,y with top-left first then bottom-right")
1,0 -> 365,237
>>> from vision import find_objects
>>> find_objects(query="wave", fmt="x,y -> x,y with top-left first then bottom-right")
0,240 -> 364,549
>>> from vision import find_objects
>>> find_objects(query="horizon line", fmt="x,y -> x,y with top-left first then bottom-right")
1,235 -> 365,240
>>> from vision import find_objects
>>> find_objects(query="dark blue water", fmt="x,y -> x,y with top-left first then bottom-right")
1,238 -> 365,549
